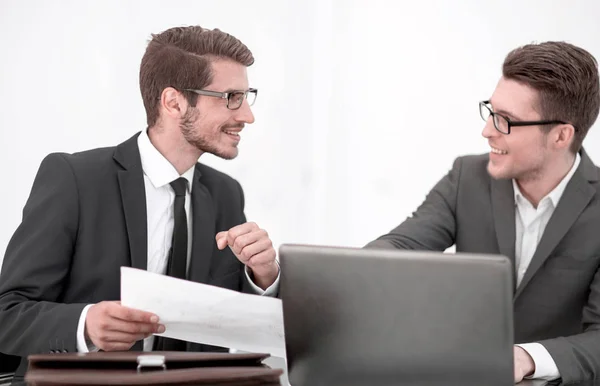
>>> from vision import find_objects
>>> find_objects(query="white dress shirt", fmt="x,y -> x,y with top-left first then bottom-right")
76,129 -> 279,352
514,153 -> 580,381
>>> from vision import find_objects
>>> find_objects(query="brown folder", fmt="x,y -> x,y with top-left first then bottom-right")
25,351 -> 283,385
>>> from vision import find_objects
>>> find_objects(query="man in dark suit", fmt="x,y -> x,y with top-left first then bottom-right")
0,26 -> 280,378
366,41 -> 600,384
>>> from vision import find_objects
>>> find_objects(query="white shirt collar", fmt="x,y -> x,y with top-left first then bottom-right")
137,129 -> 196,192
512,152 -> 581,208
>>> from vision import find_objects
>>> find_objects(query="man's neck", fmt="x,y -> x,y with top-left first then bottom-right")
147,126 -> 203,175
516,153 -> 576,208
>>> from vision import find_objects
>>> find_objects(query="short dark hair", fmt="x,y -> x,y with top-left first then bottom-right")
139,26 -> 254,127
502,41 -> 600,153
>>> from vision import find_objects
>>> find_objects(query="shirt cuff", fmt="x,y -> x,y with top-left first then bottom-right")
76,304 -> 99,353
516,343 -> 560,381
244,263 -> 280,297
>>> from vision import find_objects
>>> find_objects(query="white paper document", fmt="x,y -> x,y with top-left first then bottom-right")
120,267 -> 286,358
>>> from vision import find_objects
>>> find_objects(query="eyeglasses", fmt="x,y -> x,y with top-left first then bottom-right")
479,100 -> 571,135
184,88 -> 258,110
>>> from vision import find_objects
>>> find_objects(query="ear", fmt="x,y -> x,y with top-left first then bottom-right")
159,87 -> 187,120
552,123 -> 576,151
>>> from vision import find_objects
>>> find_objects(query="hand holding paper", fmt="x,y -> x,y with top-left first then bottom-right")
85,300 -> 164,351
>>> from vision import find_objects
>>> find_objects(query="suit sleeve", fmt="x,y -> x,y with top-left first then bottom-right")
537,266 -> 600,383
364,157 -> 461,251
0,153 -> 87,356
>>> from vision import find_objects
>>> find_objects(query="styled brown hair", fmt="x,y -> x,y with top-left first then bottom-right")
503,41 -> 600,153
139,26 -> 254,127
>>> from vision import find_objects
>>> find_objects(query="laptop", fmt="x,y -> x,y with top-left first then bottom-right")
279,244 -> 514,386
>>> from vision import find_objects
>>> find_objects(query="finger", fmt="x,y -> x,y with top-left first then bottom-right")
247,250 -> 278,269
215,232 -> 228,250
106,318 -> 165,335
101,331 -> 150,343
238,237 -> 273,264
231,229 -> 267,256
108,303 -> 159,324
226,222 -> 259,246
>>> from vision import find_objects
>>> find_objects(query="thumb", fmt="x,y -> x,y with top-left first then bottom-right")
215,231 -> 228,250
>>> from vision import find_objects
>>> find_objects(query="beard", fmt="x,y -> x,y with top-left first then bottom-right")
487,159 -> 545,182
179,106 -> 240,160
487,131 -> 549,182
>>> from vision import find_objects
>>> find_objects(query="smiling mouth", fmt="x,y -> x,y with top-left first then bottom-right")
490,146 -> 507,155
223,129 -> 241,140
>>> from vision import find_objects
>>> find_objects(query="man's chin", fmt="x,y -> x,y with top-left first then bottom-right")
213,147 -> 239,160
194,143 -> 238,160
487,163 -> 512,180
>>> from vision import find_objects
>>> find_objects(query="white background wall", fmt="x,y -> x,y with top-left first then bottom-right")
1,0 -> 600,268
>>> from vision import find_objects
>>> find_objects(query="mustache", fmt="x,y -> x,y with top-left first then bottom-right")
221,123 -> 244,130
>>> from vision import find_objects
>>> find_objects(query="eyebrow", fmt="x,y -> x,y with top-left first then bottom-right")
488,100 -> 524,121
224,88 -> 251,93
202,88 -> 240,94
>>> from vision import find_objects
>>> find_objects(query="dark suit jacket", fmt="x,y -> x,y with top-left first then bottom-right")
366,149 -> 600,383
0,133 -> 255,377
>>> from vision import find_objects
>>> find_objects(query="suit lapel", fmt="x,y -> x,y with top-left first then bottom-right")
114,133 -> 148,271
515,150 -> 597,299
491,177 -> 517,290
187,167 -> 216,284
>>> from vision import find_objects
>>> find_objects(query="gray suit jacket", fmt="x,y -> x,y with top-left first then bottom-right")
0,133 -> 256,377
366,149 -> 600,383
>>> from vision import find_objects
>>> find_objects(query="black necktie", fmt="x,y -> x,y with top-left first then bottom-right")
167,177 -> 188,280
153,177 -> 188,352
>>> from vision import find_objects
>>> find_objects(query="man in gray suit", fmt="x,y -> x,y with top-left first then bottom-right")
367,41 -> 600,384
0,26 -> 279,378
